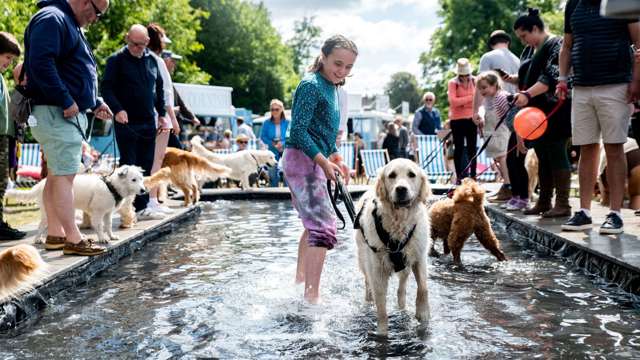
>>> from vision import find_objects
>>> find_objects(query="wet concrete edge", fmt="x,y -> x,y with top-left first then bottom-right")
0,206 -> 202,332
486,206 -> 640,296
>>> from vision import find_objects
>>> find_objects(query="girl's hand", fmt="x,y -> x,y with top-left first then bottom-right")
318,155 -> 343,182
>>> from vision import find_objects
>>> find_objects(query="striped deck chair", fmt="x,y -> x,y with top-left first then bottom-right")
415,135 -> 452,184
476,141 -> 498,182
17,143 -> 42,169
339,141 -> 355,171
16,143 -> 42,188
360,149 -> 389,183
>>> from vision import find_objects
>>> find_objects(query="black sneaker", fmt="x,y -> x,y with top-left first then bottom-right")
599,212 -> 624,235
0,221 -> 27,240
561,211 -> 593,231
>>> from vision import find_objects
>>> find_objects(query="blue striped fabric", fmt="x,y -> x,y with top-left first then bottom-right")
360,149 -> 388,182
18,143 -> 42,168
476,140 -> 498,182
415,135 -> 452,184
339,142 -> 355,170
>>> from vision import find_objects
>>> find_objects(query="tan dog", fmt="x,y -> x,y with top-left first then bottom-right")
355,158 -> 432,335
0,244 -> 48,301
525,149 -> 539,201
155,148 -> 231,205
429,178 -> 506,265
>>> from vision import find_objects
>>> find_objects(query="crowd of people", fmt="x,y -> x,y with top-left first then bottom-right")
0,0 -> 638,272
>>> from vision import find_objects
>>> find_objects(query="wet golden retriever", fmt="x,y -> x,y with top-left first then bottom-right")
355,158 -> 431,335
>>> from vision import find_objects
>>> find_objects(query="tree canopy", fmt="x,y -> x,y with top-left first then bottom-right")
0,0 -> 210,84
286,16 -> 322,76
191,0 -> 299,113
384,72 -> 423,112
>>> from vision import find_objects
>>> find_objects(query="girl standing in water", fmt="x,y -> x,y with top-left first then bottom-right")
283,35 -> 358,304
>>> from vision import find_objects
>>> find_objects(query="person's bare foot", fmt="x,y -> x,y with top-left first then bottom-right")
303,295 -> 321,305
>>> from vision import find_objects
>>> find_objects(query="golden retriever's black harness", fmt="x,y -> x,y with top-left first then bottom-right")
101,177 -> 123,206
356,199 -> 416,272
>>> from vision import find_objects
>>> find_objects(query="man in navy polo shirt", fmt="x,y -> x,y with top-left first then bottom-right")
26,0 -> 113,256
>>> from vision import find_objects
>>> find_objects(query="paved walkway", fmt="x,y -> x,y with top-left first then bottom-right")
486,197 -> 640,295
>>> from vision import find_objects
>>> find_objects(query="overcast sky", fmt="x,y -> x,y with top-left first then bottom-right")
256,0 -> 441,96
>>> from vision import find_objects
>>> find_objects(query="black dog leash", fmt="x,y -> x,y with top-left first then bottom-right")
327,172 -> 356,230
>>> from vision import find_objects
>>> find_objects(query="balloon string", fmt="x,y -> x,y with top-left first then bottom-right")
446,99 -> 565,197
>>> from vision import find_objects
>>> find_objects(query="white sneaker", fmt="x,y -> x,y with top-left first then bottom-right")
154,204 -> 174,214
137,207 -> 165,221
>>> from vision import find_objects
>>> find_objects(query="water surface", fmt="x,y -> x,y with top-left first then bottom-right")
2,200 -> 640,359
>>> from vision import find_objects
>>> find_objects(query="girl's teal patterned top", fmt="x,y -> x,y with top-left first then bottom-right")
285,71 -> 339,159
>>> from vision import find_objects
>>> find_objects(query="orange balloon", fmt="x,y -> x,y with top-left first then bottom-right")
514,107 -> 547,140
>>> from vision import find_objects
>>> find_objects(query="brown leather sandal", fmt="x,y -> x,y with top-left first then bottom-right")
44,235 -> 66,250
62,239 -> 106,256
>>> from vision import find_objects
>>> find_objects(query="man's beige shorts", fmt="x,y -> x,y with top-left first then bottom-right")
571,83 -> 632,146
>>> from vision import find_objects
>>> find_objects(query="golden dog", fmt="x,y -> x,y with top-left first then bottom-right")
355,158 -> 432,335
146,148 -> 231,206
0,244 -> 48,301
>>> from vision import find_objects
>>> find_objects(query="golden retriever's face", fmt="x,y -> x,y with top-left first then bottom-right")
376,159 -> 430,207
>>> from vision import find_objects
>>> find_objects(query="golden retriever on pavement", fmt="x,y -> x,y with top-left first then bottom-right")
156,148 -> 231,205
355,158 -> 432,335
190,135 -> 277,189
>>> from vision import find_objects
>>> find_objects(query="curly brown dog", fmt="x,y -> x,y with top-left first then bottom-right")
428,178 -> 506,265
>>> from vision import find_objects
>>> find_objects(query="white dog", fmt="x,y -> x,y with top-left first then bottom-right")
190,135 -> 277,189
6,165 -> 147,244
354,158 -> 432,335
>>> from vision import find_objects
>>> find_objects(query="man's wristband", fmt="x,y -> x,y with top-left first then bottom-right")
557,75 -> 568,81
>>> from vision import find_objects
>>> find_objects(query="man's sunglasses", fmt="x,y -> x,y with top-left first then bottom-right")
90,0 -> 103,18
237,141 -> 248,144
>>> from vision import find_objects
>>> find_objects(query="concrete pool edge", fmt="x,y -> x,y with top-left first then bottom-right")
486,206 -> 640,296
0,206 -> 201,332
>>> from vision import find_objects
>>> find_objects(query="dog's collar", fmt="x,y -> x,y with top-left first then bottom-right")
101,176 -> 123,205
359,199 -> 416,272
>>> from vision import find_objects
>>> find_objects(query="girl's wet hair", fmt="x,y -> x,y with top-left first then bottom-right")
476,71 -> 503,91
513,8 -> 545,32
308,35 -> 358,73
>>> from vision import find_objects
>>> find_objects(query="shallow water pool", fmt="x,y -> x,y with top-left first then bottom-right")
2,200 -> 640,359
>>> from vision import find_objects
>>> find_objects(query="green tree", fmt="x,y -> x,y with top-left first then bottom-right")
0,0 -> 210,84
419,0 -> 565,118
384,72 -> 423,112
191,0 -> 299,113
286,16 -> 322,75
